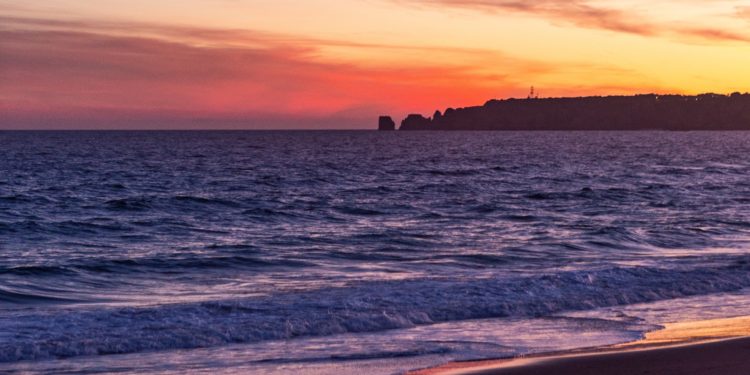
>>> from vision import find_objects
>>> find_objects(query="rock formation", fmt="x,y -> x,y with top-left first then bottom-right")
400,114 -> 431,131
381,93 -> 750,131
378,116 -> 396,131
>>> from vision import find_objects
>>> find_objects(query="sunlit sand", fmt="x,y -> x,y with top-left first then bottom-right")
413,316 -> 750,375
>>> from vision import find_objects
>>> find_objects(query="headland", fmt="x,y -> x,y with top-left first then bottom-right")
380,93 -> 750,131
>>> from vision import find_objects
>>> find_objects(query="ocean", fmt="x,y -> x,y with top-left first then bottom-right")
2,131 -> 750,374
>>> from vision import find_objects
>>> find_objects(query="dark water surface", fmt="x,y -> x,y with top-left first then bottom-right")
2,131 -> 750,374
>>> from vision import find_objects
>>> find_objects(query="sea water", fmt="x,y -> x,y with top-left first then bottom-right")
2,131 -> 750,374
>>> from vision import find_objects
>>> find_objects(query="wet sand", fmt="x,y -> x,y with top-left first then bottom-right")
411,316 -> 750,375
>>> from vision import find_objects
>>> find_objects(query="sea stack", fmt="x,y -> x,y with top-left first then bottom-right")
378,116 -> 396,131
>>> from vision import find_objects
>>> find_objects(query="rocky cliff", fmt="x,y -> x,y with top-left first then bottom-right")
388,93 -> 750,131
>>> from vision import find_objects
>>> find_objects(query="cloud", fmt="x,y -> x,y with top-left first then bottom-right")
0,15 -> 671,129
680,27 -> 750,43
0,16 -> 530,128
416,0 -> 653,35
402,0 -> 750,43
737,6 -> 750,20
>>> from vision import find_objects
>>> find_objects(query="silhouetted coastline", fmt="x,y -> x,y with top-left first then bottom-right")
382,93 -> 750,131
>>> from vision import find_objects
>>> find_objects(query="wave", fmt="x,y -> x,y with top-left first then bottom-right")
0,265 -> 76,276
0,194 -> 53,204
3,262 -> 750,362
105,198 -> 152,211
0,220 -> 130,236
104,195 -> 240,211
332,206 -> 386,216
0,255 -> 313,283
172,195 -> 239,207
0,287 -> 83,305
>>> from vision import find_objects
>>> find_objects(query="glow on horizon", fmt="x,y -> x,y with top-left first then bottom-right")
1,0 -> 750,129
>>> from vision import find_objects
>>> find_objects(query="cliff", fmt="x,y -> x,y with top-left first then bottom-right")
389,93 -> 750,131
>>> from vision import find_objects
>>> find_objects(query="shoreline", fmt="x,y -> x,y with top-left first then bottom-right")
410,316 -> 750,375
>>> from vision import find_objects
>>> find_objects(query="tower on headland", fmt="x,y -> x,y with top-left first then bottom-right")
528,86 -> 539,99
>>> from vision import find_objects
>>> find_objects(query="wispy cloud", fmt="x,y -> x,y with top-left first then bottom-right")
414,0 -> 653,35
0,14 -> 671,129
679,27 -> 750,43
0,16 -> 529,128
401,0 -> 750,43
737,6 -> 750,20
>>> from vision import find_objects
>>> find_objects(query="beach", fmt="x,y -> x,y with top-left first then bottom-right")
413,316 -> 750,375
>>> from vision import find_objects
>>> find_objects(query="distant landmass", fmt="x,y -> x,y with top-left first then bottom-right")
379,93 -> 750,131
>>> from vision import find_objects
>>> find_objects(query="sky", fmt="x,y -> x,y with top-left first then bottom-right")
1,0 -> 750,129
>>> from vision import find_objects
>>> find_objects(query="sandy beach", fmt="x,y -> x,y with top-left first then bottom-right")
412,316 -> 750,375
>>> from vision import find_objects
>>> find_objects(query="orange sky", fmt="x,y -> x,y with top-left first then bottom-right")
1,0 -> 750,129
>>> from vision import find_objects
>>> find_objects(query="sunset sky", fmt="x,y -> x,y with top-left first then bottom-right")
2,0 -> 750,129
